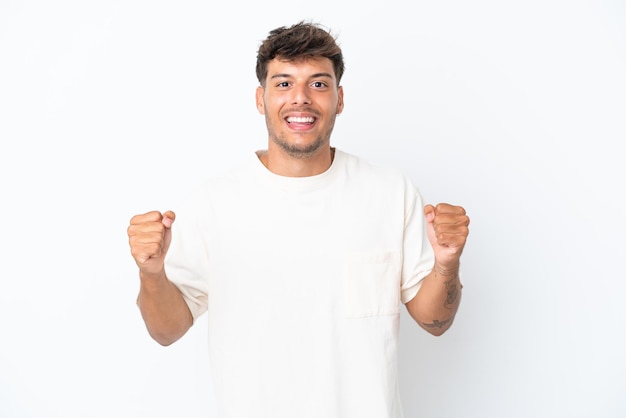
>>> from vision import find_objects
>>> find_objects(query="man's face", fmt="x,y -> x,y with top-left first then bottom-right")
256,56 -> 344,159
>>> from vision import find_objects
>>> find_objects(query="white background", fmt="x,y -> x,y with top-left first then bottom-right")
1,1 -> 625,417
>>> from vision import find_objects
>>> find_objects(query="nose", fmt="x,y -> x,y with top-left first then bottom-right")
290,84 -> 312,105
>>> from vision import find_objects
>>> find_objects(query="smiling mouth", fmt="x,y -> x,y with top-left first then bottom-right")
286,116 -> 316,124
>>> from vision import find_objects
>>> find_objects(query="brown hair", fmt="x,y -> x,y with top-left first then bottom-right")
255,21 -> 345,87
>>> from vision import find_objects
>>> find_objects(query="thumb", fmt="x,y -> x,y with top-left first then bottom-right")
161,210 -> 176,254
423,204 -> 436,223
162,210 -> 176,228
423,204 -> 437,246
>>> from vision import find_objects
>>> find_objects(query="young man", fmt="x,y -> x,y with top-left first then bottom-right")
128,21 -> 469,418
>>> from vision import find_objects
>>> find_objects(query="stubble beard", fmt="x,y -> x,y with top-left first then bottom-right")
271,133 -> 327,159
266,115 -> 337,160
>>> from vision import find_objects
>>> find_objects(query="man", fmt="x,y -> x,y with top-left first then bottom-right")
128,21 -> 469,418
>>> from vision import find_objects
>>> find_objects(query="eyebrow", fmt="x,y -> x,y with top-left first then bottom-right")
270,72 -> 334,80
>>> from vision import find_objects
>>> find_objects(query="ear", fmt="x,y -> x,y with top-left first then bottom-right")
255,86 -> 265,115
336,85 -> 344,115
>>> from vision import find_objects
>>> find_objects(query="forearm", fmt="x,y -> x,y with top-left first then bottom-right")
405,265 -> 462,336
137,271 -> 193,346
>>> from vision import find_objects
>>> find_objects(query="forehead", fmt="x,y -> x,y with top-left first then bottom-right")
266,56 -> 336,79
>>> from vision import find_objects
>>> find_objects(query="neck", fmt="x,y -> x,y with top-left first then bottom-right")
258,146 -> 335,177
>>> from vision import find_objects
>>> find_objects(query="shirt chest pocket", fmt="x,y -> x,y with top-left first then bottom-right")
342,251 -> 402,318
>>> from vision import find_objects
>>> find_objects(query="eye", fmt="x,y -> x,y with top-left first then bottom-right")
277,81 -> 290,88
311,81 -> 327,88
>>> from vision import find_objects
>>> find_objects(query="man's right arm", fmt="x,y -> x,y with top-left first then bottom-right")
128,210 -> 193,346
136,270 -> 193,346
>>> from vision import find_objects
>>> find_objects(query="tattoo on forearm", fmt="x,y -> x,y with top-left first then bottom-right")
422,317 -> 453,329
444,278 -> 461,309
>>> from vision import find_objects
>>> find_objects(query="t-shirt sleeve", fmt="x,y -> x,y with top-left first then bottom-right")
400,181 -> 435,304
164,187 -> 211,322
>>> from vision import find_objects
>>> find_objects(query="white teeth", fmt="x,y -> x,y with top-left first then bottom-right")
287,116 -> 314,123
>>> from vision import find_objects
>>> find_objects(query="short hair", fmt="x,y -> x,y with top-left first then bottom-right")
255,21 -> 345,87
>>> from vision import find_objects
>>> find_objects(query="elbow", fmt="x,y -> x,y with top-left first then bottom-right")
153,335 -> 179,346
146,325 -> 189,347
414,313 -> 456,337
422,324 -> 451,337
405,295 -> 459,337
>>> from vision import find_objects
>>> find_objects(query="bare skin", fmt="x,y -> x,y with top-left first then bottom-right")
127,56 -> 469,345
128,211 -> 191,345
255,56 -> 344,177
405,203 -> 470,336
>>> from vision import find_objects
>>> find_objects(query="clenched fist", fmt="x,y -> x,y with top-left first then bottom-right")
127,210 -> 176,277
424,203 -> 470,275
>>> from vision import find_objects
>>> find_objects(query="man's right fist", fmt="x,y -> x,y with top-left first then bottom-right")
127,210 -> 176,277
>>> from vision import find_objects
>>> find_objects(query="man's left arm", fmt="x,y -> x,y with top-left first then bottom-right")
405,203 -> 470,336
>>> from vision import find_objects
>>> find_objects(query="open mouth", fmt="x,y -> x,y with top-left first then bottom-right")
286,116 -> 316,124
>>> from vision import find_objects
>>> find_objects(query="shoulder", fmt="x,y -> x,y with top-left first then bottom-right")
335,149 -> 425,207
336,149 -> 414,186
178,153 -> 258,207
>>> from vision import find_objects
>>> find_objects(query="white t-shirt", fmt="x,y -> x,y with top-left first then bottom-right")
165,149 -> 434,418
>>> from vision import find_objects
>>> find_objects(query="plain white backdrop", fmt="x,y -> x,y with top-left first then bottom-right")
1,1 -> 625,417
